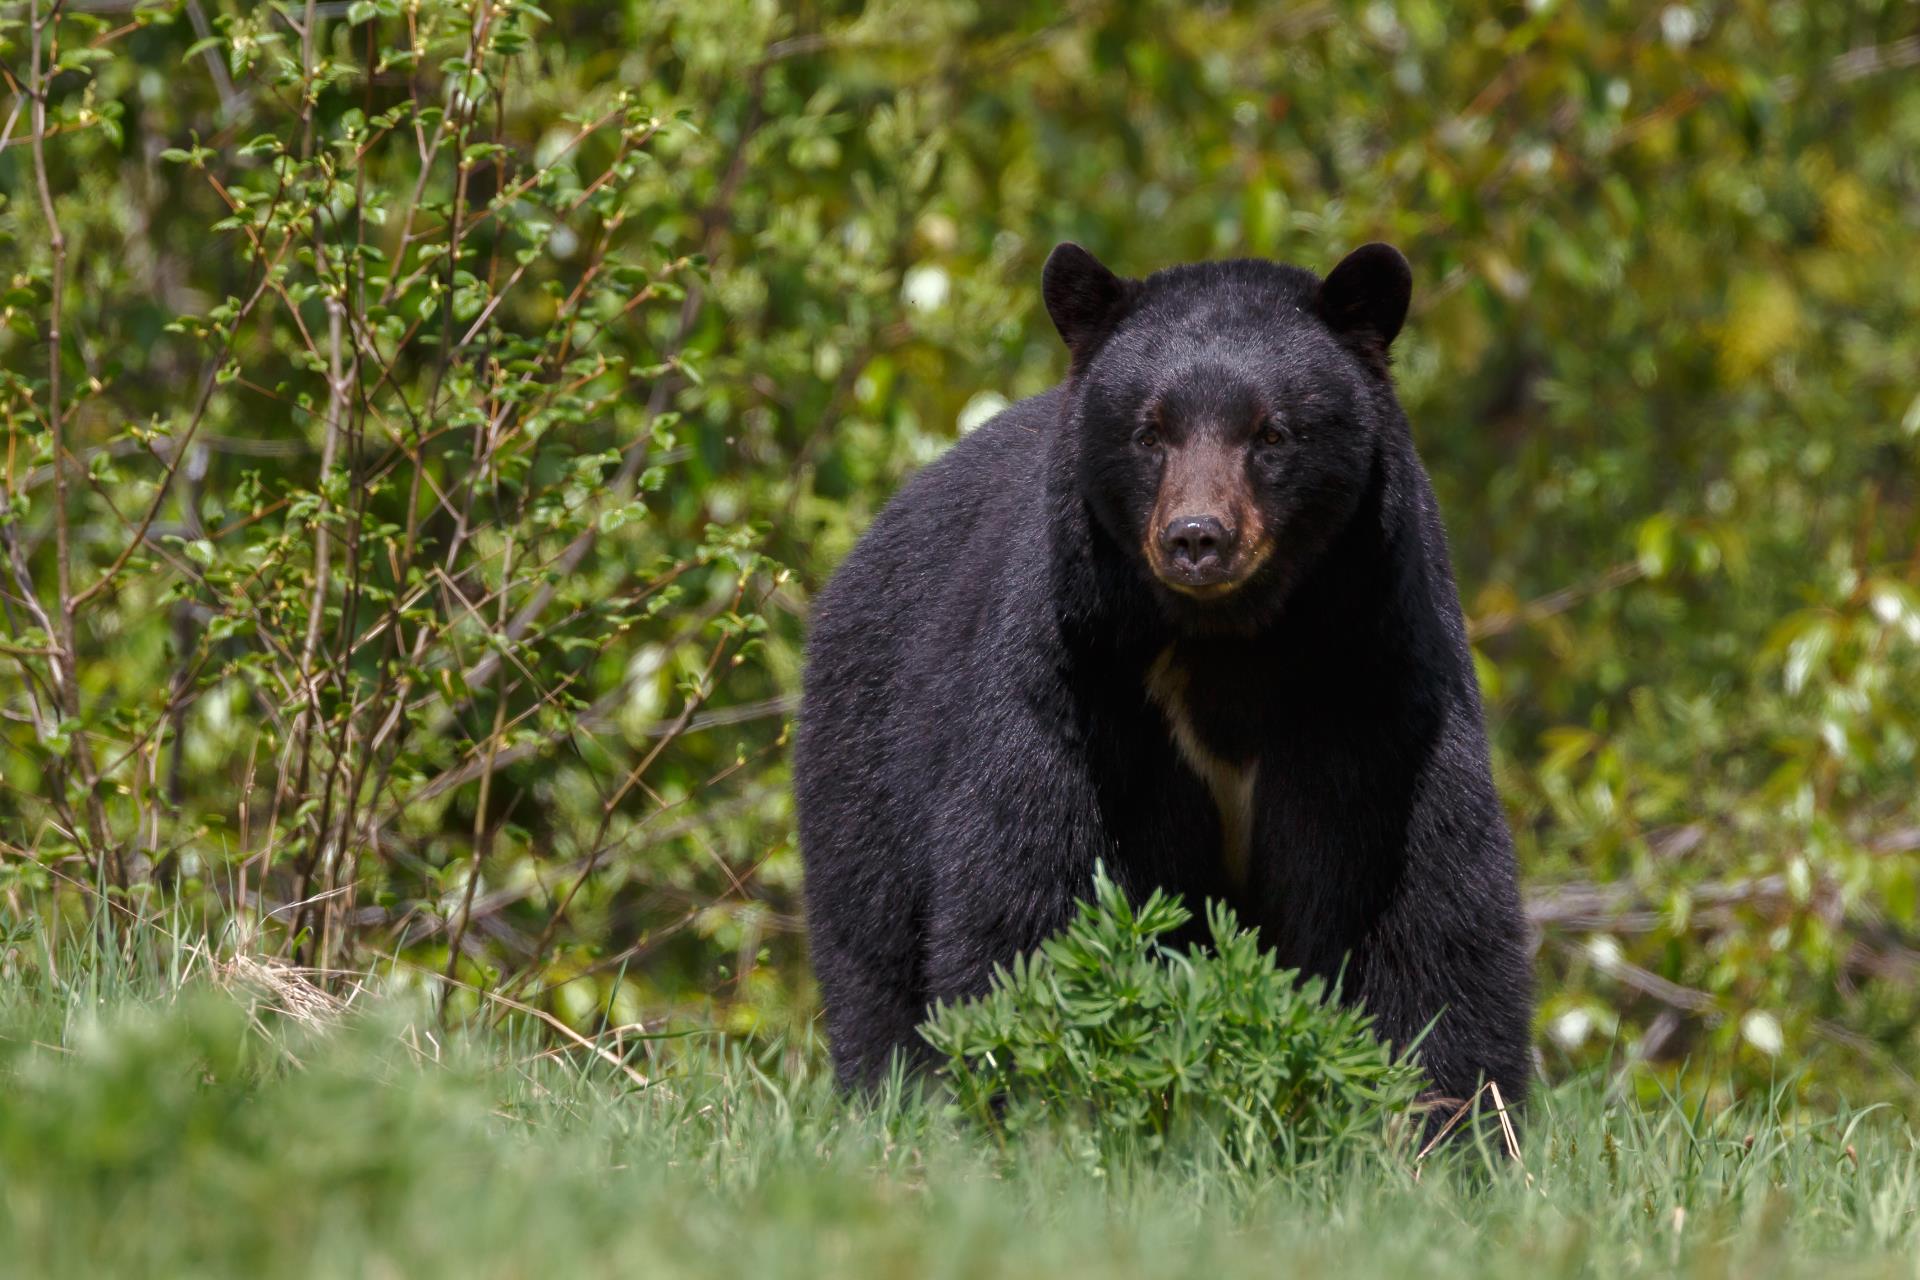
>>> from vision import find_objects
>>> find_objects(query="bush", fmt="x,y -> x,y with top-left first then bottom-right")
920,870 -> 1427,1171
0,0 -> 793,1027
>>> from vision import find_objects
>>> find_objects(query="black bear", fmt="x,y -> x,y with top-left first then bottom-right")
793,241 -> 1534,1110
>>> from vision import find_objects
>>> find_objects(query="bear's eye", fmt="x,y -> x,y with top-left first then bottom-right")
1137,429 -> 1161,450
1257,423 -> 1288,447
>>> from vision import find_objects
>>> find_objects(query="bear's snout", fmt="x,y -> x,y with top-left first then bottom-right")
1158,515 -> 1238,583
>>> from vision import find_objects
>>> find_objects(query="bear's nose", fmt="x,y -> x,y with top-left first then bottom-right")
1159,515 -> 1235,575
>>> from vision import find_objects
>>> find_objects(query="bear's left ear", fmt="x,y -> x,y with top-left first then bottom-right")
1317,243 -> 1412,375
1043,242 -> 1132,365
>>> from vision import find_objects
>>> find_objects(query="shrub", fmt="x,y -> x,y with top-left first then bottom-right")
919,869 -> 1427,1171
0,0 -> 793,1024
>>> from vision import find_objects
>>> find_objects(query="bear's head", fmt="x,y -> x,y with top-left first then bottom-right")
1043,241 -> 1412,631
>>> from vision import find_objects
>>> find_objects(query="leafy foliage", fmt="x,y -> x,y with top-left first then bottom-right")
0,0 -> 797,1029
0,0 -> 1917,1102
921,870 -> 1427,1168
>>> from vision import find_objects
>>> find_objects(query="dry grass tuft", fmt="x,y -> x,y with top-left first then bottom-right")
192,946 -> 367,1056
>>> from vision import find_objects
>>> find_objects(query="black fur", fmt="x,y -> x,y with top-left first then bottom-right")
794,246 -> 1534,1110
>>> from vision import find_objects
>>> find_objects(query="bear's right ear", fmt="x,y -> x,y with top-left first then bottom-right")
1316,243 -> 1412,376
1043,243 -> 1131,364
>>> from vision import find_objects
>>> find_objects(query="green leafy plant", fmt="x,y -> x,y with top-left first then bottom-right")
920,869 -> 1427,1170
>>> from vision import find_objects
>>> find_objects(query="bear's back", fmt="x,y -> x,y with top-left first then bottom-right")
794,389 -> 1063,849
804,389 -> 1060,672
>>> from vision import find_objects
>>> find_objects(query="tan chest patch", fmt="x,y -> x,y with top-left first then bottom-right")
1145,647 -> 1257,891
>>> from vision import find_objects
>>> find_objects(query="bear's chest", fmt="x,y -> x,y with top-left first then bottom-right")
1144,646 -> 1262,891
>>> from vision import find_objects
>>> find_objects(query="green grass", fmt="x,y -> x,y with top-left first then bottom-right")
0,928 -> 1915,1279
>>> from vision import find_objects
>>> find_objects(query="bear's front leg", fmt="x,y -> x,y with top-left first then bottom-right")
1354,853 -> 1535,1115
919,738 -> 1116,1010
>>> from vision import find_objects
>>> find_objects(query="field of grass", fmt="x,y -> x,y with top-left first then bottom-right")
0,928 -> 1915,1279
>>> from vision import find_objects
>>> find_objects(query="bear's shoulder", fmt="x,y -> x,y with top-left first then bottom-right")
848,387 -> 1059,550
808,388 -> 1062,639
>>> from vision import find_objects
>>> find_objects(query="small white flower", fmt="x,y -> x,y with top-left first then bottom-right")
958,392 -> 1009,435
1741,1010 -> 1784,1056
1660,5 -> 1700,47
901,264 -> 950,312
1549,1008 -> 1593,1049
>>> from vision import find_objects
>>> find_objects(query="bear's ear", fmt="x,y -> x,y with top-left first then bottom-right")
1316,242 -> 1412,375
1043,242 -> 1131,364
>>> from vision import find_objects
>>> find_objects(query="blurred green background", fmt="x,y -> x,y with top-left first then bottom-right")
1,0 -> 1916,1106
